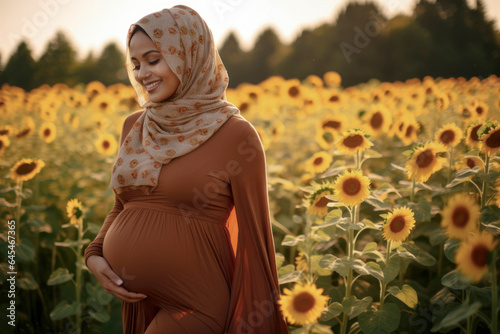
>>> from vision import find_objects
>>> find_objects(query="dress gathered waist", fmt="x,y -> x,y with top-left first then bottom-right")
123,201 -> 227,226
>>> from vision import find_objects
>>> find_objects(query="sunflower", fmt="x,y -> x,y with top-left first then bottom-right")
270,119 -> 285,140
307,180 -> 336,216
321,89 -> 343,107
10,158 -> 45,182
91,94 -> 117,114
363,105 -> 392,136
279,283 -> 330,325
95,133 -> 118,156
305,75 -> 324,88
441,194 -> 479,240
455,230 -> 498,282
323,71 -> 342,87
86,81 -> 107,101
471,100 -> 488,119
0,124 -> 13,136
39,98 -> 61,121
39,122 -> 57,143
435,123 -> 463,148
405,142 -> 446,183
382,206 -> 416,242
465,120 -> 484,148
454,156 -> 484,171
479,122 -> 500,156
435,92 -> 450,111
333,169 -> 371,207
305,151 -> 333,174
318,115 -> 347,134
15,116 -> 35,139
315,129 -> 336,150
0,135 -> 10,156
336,129 -> 373,155
66,198 -> 84,225
400,121 -> 421,146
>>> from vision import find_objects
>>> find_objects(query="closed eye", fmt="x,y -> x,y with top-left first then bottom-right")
132,59 -> 161,71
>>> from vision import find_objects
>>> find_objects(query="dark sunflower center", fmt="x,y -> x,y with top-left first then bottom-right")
329,95 -> 339,102
293,292 -> 315,313
470,125 -> 481,142
471,245 -> 489,268
100,102 -> 108,110
102,140 -> 110,150
16,162 -> 37,175
0,141 -> 3,149
476,106 -> 483,115
313,157 -> 323,166
323,120 -> 341,130
462,107 -> 471,118
239,102 -> 248,112
315,196 -> 332,208
466,158 -> 476,169
440,130 -> 455,144
485,129 -> 500,149
451,206 -> 469,228
16,128 -> 31,138
44,129 -> 51,137
343,134 -> 363,148
405,125 -> 414,138
370,112 -> 383,129
415,149 -> 434,168
0,129 -> 9,135
249,92 -> 257,99
342,177 -> 361,196
288,86 -> 300,97
390,216 -> 406,233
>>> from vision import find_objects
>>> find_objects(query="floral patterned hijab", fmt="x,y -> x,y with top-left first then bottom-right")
109,5 -> 240,195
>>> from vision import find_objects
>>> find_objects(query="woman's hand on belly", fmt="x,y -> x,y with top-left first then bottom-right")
87,255 -> 148,303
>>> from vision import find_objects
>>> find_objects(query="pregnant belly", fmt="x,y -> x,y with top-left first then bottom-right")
102,207 -> 233,306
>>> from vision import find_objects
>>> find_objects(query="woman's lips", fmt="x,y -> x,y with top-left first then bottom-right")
145,80 -> 161,92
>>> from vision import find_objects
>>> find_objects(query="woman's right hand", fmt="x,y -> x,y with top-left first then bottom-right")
86,255 -> 148,303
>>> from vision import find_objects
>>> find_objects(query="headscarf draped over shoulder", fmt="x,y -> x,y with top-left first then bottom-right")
109,5 -> 240,195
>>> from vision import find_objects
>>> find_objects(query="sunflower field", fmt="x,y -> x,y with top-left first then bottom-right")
0,73 -> 499,334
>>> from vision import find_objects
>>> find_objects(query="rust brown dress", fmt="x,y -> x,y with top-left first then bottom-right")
84,113 -> 290,334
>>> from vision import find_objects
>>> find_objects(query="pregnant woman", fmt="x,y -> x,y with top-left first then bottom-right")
83,5 -> 290,334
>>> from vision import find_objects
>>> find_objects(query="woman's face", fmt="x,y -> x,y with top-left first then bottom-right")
129,30 -> 180,103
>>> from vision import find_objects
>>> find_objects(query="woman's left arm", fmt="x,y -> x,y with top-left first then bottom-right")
224,120 -> 289,333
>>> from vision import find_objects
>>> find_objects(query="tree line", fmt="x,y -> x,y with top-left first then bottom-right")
1,0 -> 499,90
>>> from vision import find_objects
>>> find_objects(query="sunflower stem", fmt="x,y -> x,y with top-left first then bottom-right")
447,146 -> 454,185
15,181 -> 23,245
341,205 -> 357,334
75,218 -> 83,334
380,240 -> 392,310
410,178 -> 416,203
491,249 -> 498,334
437,244 -> 444,278
480,155 -> 490,219
356,150 -> 360,170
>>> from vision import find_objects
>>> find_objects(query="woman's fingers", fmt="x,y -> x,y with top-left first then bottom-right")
112,286 -> 148,302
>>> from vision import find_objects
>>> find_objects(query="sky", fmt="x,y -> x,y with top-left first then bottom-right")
1,0 -> 500,61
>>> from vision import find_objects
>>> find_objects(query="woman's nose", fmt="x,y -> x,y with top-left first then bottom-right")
136,66 -> 151,81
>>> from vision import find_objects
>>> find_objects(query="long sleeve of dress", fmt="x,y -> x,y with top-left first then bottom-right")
83,192 -> 124,267
223,122 -> 290,333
